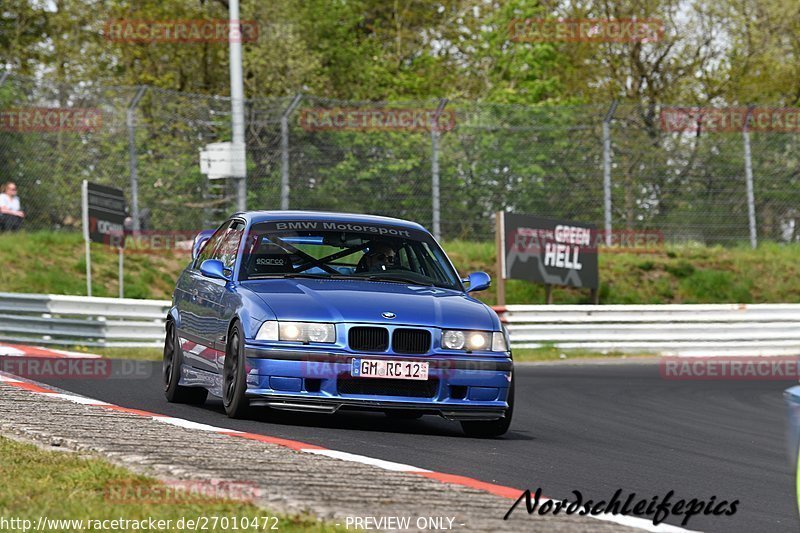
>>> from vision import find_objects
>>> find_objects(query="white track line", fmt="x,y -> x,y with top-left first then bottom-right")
42,393 -> 110,405
303,449 -> 431,472
46,348 -> 103,359
153,417 -> 243,433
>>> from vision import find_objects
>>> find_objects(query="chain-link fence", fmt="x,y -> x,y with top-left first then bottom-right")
2,72 -> 799,244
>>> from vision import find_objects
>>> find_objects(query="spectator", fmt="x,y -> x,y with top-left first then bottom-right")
0,182 -> 24,232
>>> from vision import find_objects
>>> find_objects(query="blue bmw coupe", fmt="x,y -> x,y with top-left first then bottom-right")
164,211 -> 514,437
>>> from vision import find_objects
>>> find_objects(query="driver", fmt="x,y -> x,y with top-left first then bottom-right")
363,242 -> 397,271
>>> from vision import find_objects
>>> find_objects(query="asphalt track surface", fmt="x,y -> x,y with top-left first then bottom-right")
31,360 -> 797,533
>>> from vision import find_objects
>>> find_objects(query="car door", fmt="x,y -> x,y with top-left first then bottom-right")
178,221 -> 231,373
204,219 -> 246,371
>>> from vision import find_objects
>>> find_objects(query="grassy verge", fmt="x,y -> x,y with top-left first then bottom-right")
3,231 -> 800,304
512,347 -> 656,362
0,436 -> 336,532
0,231 -> 185,299
67,346 -> 165,361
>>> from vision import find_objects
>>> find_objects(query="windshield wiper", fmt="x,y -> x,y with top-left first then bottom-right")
248,272 -> 350,280
247,272 -> 438,287
363,274 -> 434,287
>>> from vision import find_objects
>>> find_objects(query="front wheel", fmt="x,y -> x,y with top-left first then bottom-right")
460,376 -> 514,438
223,323 -> 250,418
163,320 -> 208,405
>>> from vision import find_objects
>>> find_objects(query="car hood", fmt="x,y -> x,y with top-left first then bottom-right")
242,278 -> 499,330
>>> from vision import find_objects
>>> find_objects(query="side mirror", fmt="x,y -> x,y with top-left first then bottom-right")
200,259 -> 230,281
192,230 -> 215,261
464,271 -> 491,293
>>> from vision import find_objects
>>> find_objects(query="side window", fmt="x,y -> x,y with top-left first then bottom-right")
396,245 -> 412,270
193,221 -> 231,269
215,221 -> 245,270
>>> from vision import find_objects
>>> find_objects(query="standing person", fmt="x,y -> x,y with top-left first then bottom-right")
0,182 -> 25,231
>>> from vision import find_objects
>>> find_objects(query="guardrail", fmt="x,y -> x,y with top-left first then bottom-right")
3,292 -> 799,355
494,303 -> 800,356
0,292 -> 170,348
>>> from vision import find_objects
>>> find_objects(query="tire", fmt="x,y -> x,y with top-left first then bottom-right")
460,376 -> 514,438
385,409 -> 423,420
163,320 -> 208,405
223,322 -> 250,418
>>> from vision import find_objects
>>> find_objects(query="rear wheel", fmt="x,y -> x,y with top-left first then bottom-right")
460,376 -> 514,438
223,323 -> 250,418
163,320 -> 208,405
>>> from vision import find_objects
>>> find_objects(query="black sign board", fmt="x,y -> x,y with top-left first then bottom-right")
501,213 -> 599,289
83,182 -> 126,246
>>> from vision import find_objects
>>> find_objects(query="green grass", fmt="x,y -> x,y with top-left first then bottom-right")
63,346 -> 164,361
3,231 -> 800,304
0,436 -> 336,532
0,231 -> 185,299
100,347 -> 164,360
512,346 -> 655,362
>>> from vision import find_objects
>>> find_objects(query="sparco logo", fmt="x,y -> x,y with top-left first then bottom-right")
256,258 -> 285,266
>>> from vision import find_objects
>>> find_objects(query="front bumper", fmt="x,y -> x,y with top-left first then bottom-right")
242,345 -> 513,421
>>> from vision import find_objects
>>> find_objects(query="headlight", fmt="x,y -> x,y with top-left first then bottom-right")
491,331 -> 508,352
255,321 -> 335,343
255,321 -> 279,340
442,330 -> 466,350
442,330 -> 494,351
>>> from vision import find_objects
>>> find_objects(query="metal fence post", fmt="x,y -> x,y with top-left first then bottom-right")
229,0 -> 247,212
280,94 -> 303,210
127,86 -> 147,232
431,98 -> 448,241
743,106 -> 758,248
602,100 -> 618,246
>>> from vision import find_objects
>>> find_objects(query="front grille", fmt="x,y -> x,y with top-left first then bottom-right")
392,328 -> 431,354
337,375 -> 439,398
349,326 -> 389,352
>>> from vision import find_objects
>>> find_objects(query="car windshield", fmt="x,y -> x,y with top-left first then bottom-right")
239,220 -> 462,290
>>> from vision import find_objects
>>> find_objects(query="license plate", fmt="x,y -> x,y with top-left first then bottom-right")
352,359 -> 429,381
